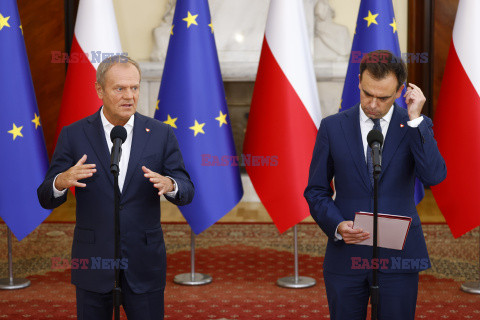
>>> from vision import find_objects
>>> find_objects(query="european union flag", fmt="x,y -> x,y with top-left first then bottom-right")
0,0 -> 50,240
340,0 -> 424,204
154,0 -> 243,234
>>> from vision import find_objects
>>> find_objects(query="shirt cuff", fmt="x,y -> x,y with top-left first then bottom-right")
334,224 -> 343,241
53,174 -> 67,198
407,116 -> 424,128
165,176 -> 178,197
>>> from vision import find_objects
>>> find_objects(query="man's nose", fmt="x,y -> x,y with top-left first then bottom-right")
370,97 -> 378,109
123,88 -> 134,99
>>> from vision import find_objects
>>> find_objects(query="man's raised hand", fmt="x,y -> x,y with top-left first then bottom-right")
404,83 -> 426,121
55,154 -> 96,190
142,166 -> 174,196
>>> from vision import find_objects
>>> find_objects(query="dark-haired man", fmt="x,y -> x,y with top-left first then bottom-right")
305,50 -> 446,320
38,56 -> 194,319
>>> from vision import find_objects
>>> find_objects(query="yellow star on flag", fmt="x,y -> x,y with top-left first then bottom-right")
32,113 -> 41,129
215,111 -> 228,127
208,21 -> 214,33
0,13 -> 11,31
183,11 -> 198,28
8,123 -> 23,140
164,115 -> 178,129
364,10 -> 379,27
20,25 -> 23,35
189,120 -> 205,136
390,18 -> 397,33
170,24 -> 174,35
156,99 -> 159,110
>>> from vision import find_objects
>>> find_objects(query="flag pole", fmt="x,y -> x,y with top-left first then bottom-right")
460,227 -> 480,294
277,225 -> 316,288
0,227 -> 30,290
173,228 -> 212,285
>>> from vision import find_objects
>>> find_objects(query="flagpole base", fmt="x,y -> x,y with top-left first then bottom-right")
461,281 -> 480,294
0,278 -> 31,290
276,276 -> 316,289
174,273 -> 212,286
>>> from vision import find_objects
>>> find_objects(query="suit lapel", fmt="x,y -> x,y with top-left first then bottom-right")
84,109 -> 114,186
340,105 -> 371,191
122,113 -> 150,195
380,104 -> 409,180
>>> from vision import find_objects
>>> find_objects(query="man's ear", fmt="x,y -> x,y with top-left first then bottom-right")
395,83 -> 405,99
95,82 -> 103,100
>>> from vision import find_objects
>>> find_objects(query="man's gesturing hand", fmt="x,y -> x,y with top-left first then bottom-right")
404,83 -> 426,121
55,154 -> 97,190
142,166 -> 174,196
337,221 -> 370,244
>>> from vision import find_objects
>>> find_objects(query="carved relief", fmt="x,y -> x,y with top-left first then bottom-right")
150,0 -> 350,67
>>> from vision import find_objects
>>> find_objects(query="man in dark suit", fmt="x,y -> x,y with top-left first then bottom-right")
38,56 -> 194,320
304,50 -> 446,320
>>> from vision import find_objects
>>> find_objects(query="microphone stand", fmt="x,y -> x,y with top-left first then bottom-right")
111,165 -> 121,320
371,162 -> 381,320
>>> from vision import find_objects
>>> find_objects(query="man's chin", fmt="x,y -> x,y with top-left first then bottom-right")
119,106 -> 136,115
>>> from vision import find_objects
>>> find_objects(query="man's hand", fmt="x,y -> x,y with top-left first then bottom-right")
142,166 -> 174,196
337,221 -> 370,244
404,83 -> 426,121
55,154 -> 96,190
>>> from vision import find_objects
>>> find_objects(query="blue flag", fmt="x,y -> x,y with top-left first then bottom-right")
340,0 -> 424,204
154,0 -> 243,234
0,0 -> 51,240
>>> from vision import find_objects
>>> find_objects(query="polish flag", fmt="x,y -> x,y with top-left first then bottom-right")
243,0 -> 322,233
431,0 -> 480,238
54,0 -> 122,149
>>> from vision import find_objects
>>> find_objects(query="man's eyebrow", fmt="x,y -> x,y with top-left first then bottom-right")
362,88 -> 392,99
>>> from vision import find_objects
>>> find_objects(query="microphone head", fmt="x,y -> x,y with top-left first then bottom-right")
110,125 -> 127,143
367,129 -> 384,148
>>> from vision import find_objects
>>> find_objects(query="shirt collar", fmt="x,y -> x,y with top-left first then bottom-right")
359,104 -> 394,124
100,106 -> 135,133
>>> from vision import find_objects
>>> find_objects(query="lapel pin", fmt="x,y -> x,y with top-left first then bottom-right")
400,123 -> 404,128
145,128 -> 150,132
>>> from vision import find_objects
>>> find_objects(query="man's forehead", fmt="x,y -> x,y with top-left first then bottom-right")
104,63 -> 140,83
361,73 -> 397,93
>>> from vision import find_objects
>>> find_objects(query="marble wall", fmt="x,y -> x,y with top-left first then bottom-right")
112,0 -> 408,60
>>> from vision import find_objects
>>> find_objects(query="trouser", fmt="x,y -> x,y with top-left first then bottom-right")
323,270 -> 419,320
76,271 -> 165,320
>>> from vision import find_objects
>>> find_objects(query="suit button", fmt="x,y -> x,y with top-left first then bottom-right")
119,205 -> 124,210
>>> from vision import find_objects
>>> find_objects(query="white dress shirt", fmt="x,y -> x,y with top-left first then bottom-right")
53,108 -> 177,197
101,108 -> 134,192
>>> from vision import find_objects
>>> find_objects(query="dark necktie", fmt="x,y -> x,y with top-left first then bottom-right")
367,118 -> 382,186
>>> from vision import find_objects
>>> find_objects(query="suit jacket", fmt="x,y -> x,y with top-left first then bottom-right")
304,104 -> 446,274
38,109 -> 194,293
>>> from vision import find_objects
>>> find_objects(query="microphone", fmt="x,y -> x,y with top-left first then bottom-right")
367,129 -> 384,175
110,126 -> 127,174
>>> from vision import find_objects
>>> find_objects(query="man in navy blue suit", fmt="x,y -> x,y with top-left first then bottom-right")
38,56 -> 194,320
304,50 -> 446,320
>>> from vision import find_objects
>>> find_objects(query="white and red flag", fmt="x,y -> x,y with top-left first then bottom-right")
243,0 -> 322,233
54,0 -> 122,149
431,0 -> 480,238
